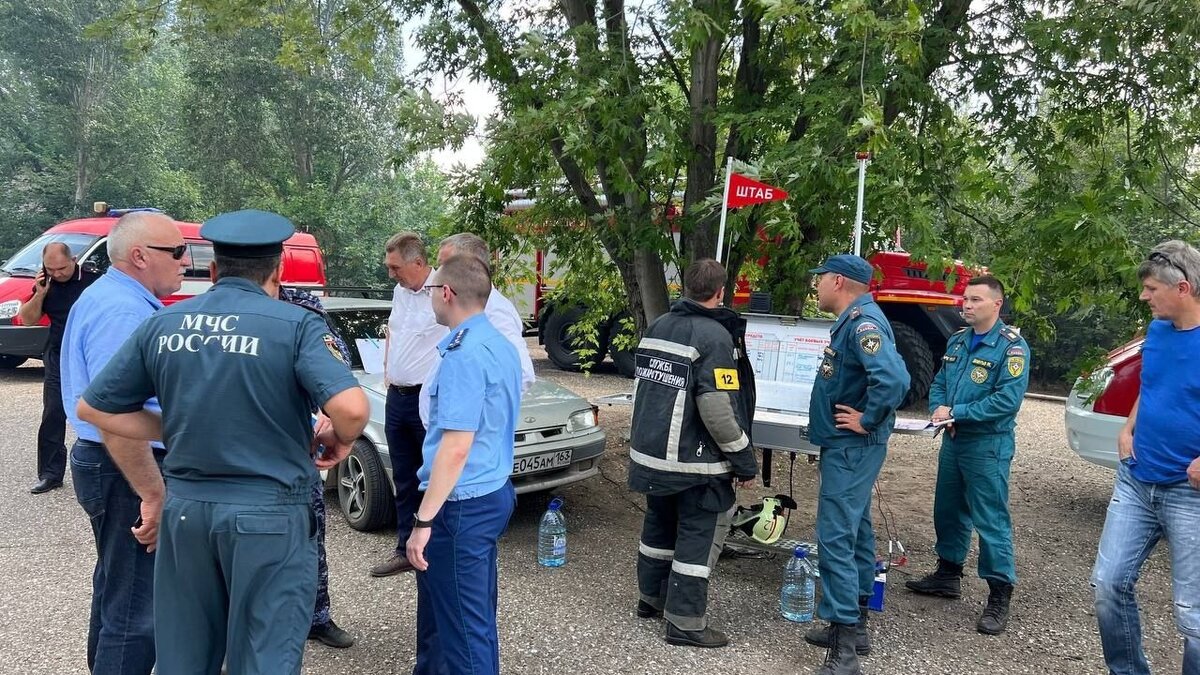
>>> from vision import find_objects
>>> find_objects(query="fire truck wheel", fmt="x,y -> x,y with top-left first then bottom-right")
892,321 -> 935,407
0,354 -> 26,369
336,439 -> 395,532
544,306 -> 609,371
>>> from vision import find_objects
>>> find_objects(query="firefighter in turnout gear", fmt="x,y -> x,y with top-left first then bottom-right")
906,275 -> 1030,637
628,260 -> 758,649
804,255 -> 910,675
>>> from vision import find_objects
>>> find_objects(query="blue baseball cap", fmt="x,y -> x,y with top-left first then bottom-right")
809,254 -> 875,285
200,209 -> 295,258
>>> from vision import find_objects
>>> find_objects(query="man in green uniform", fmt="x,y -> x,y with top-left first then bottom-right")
77,210 -> 369,675
804,254 -> 909,675
906,274 -> 1030,636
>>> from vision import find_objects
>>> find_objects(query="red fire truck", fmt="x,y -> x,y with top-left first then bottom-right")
504,197 -> 976,404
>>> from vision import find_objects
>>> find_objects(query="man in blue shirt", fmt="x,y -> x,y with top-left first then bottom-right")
77,210 -> 369,675
803,254 -> 909,675
405,253 -> 522,675
59,211 -> 188,675
1092,240 -> 1200,675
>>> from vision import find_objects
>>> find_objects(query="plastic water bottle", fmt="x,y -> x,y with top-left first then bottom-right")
781,546 -> 816,622
537,497 -> 567,567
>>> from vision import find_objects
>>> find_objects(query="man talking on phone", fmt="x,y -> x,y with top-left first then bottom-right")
17,241 -> 99,494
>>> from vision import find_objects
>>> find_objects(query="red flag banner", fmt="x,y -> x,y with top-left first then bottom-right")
726,173 -> 788,208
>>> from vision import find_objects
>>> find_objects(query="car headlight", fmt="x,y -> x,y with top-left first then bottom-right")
566,407 -> 598,433
0,300 -> 19,320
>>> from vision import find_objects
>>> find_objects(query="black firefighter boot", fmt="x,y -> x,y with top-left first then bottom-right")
804,597 -> 871,655
904,558 -> 963,598
976,580 -> 1013,635
815,622 -> 863,675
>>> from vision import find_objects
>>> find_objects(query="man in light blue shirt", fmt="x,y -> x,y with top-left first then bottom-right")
59,211 -> 188,675
406,253 -> 522,675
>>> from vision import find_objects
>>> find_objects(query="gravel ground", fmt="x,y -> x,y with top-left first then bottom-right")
0,342 -> 1186,674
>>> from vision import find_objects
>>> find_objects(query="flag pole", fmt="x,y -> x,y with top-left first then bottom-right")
716,157 -> 733,263
853,151 -> 869,256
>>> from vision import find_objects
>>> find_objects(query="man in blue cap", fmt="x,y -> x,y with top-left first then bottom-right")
802,254 -> 909,675
77,209 -> 369,675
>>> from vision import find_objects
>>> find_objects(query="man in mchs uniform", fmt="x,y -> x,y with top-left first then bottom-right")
804,254 -> 909,675
78,210 -> 369,675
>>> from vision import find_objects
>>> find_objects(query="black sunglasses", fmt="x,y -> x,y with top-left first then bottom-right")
146,244 -> 187,260
1148,251 -> 1188,280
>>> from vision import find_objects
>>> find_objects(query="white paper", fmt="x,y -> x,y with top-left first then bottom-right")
355,338 -> 385,374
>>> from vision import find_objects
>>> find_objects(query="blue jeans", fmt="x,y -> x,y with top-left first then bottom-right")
1091,461 -> 1200,675
414,482 -> 516,675
70,439 -> 157,675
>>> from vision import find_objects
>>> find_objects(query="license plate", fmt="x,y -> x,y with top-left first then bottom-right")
513,449 -> 572,475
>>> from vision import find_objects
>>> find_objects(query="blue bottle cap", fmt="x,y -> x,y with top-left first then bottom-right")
794,546 -> 807,558
549,497 -> 563,511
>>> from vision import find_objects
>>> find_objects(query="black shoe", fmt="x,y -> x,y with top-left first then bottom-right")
977,581 -> 1013,635
308,619 -> 355,648
636,600 -> 662,619
905,558 -> 963,598
804,601 -> 870,655
30,478 -> 63,494
815,622 -> 863,675
665,622 -> 728,648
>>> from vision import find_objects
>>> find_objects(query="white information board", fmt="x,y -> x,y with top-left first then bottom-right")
744,313 -> 833,415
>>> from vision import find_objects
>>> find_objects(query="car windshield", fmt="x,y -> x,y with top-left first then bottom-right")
325,307 -> 389,370
2,233 -> 100,276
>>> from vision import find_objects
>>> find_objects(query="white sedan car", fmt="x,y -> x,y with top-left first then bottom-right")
320,297 -> 608,531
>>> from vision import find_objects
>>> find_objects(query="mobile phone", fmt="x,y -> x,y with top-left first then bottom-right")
38,267 -> 48,287
133,515 -> 144,528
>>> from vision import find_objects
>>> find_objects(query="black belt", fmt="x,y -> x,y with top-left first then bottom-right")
389,384 -> 422,395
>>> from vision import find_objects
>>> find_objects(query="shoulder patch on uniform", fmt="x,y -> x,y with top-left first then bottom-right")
323,334 -> 346,364
1006,345 -> 1025,356
850,307 -> 862,320
713,368 -> 740,391
859,332 -> 882,355
447,327 -> 468,350
1000,326 -> 1020,343
1007,356 -> 1026,378
855,321 -> 879,334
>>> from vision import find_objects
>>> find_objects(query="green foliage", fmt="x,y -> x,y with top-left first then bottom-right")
0,0 -> 450,285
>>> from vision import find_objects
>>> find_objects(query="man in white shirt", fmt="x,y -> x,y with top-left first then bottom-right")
418,233 -> 536,427
370,232 -> 448,577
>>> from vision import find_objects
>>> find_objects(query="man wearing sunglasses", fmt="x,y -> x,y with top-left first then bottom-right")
18,241 -> 100,494
1091,241 -> 1200,675
59,211 -> 188,674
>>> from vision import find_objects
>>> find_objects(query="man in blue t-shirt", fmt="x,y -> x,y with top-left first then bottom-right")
1091,240 -> 1200,675
405,253 -> 522,675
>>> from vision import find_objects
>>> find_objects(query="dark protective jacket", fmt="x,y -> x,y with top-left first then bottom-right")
628,299 -> 758,496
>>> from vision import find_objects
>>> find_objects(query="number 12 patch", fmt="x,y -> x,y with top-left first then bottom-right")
714,368 -> 740,390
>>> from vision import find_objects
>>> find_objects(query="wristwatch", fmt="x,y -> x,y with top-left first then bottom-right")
413,514 -> 435,528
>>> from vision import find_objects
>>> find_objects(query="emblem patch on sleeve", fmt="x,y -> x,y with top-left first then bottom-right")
970,365 -> 988,384
323,334 -> 346,364
713,368 -> 740,390
1007,356 -> 1025,377
859,332 -> 882,355
855,321 -> 879,334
